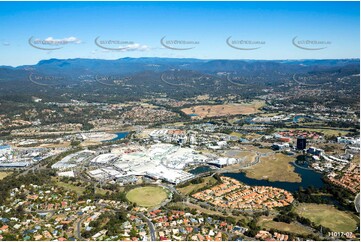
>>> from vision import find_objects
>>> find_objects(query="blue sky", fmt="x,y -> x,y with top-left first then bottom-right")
0,1 -> 359,66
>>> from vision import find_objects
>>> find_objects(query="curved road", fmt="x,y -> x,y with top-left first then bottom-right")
138,213 -> 156,241
75,217 -> 86,240
354,193 -> 360,213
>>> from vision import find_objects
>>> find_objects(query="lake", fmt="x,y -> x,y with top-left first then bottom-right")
188,166 -> 213,175
189,156 -> 326,193
293,115 -> 302,123
224,163 -> 325,193
103,132 -> 129,142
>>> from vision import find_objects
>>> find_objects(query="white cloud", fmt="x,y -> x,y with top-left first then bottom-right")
42,36 -> 82,44
119,43 -> 150,52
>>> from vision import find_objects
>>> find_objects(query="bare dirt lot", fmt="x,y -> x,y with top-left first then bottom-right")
181,101 -> 264,118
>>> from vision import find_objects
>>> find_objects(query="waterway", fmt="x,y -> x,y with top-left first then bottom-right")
223,163 -> 325,193
103,132 -> 129,142
293,115 -> 302,123
189,157 -> 326,193
188,166 -> 213,175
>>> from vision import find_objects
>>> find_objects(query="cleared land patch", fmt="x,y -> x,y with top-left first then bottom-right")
126,186 -> 168,207
295,203 -> 358,232
244,152 -> 301,183
258,217 -> 313,235
0,172 -> 12,180
177,176 -> 217,195
277,127 -> 350,137
181,101 -> 264,118
52,177 -> 108,195
170,202 -> 248,222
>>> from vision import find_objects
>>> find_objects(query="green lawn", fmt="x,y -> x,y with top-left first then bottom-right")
295,203 -> 358,232
55,181 -> 85,195
258,217 -> 313,235
171,202 -> 248,222
52,177 -> 108,195
277,127 -> 350,136
126,186 -> 168,207
244,152 -> 301,183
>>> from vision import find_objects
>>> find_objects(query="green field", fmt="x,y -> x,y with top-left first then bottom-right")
0,172 -> 12,180
258,217 -> 313,235
276,127 -> 350,137
244,152 -> 301,183
170,202 -> 248,222
52,177 -> 108,195
295,203 -> 358,232
177,176 -> 217,195
55,181 -> 86,194
126,186 -> 168,207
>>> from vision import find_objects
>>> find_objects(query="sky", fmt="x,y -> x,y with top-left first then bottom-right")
0,1 -> 359,66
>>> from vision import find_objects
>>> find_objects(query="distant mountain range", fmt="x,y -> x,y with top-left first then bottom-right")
0,57 -> 359,103
1,57 -> 359,77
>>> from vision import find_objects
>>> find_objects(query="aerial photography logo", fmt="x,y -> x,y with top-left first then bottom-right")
160,36 -> 199,50
94,37 -> 149,51
292,36 -> 331,50
28,73 -> 65,86
95,74 -> 131,87
28,36 -> 81,50
226,36 -> 265,50
160,70 -> 206,87
1,39 -> 10,46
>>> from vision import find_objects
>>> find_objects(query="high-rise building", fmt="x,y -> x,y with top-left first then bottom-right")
296,136 -> 307,150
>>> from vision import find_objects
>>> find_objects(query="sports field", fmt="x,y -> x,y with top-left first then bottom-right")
126,186 -> 168,207
295,203 -> 358,232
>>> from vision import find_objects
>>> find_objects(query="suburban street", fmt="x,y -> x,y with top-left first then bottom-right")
138,213 -> 156,241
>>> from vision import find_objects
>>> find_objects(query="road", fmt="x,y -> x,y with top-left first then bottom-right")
34,210 -> 56,216
74,216 -> 87,240
354,193 -> 360,213
30,207 -> 85,240
138,213 -> 156,241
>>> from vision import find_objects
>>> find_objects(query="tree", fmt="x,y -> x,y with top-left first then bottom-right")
2,234 -> 17,241
71,140 -> 81,147
130,227 -> 138,238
